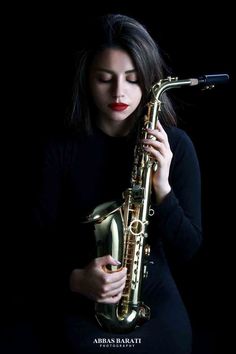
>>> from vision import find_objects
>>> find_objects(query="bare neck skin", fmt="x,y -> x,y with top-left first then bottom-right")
96,115 -> 135,137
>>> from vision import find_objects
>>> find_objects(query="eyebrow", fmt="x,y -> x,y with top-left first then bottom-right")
95,68 -> 137,74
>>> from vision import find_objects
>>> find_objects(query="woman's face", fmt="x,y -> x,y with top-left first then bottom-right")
89,48 -> 142,133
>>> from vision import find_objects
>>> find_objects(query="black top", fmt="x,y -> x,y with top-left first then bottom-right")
29,125 -> 202,353
32,124 -> 202,299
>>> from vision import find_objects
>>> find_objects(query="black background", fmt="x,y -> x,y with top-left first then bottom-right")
2,2 -> 234,353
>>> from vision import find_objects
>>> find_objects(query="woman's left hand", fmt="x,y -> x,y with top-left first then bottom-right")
142,120 -> 173,204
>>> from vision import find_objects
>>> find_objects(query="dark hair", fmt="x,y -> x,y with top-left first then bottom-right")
69,14 -> 176,134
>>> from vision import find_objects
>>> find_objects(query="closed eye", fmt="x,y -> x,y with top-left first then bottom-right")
127,79 -> 139,84
97,78 -> 112,83
97,78 -> 139,84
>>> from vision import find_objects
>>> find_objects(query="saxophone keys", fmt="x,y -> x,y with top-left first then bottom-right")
153,161 -> 158,172
149,207 -> 154,216
144,244 -> 151,256
143,264 -> 148,278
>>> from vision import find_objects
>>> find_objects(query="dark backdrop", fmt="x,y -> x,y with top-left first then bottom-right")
2,3 -> 234,353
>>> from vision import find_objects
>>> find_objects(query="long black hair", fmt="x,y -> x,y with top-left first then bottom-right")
69,14 -> 176,134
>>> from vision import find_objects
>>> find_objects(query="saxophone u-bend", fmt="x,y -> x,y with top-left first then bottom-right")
83,74 -> 229,333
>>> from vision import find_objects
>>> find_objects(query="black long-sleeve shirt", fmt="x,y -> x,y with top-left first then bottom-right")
33,125 -> 201,253
29,125 -> 202,354
31,125 -> 202,307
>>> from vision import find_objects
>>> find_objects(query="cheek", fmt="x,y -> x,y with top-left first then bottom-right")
132,88 -> 142,108
91,86 -> 107,107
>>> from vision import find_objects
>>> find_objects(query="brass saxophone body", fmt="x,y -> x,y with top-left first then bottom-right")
84,74 -> 229,333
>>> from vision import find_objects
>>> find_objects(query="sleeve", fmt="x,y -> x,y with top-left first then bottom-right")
29,139 -> 70,305
151,130 -> 202,262
31,139 -> 64,230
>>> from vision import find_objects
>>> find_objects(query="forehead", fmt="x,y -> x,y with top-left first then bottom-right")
91,48 -> 135,71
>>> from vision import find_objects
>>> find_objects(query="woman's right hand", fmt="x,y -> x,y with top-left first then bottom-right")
69,255 -> 127,304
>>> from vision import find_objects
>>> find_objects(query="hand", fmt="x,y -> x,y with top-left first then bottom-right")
142,120 -> 172,204
69,255 -> 127,304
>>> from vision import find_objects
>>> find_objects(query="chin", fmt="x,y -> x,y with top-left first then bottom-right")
110,111 -> 132,121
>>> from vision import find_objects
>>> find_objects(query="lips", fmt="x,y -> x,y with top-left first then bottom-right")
108,103 -> 129,111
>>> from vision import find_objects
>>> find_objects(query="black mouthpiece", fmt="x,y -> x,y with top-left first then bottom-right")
198,74 -> 229,86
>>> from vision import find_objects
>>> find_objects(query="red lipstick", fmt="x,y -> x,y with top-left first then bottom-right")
108,103 -> 129,111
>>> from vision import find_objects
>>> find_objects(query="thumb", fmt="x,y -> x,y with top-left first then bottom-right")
95,255 -> 121,268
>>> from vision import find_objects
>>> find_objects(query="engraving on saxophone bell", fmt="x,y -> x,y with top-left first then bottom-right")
82,74 -> 229,333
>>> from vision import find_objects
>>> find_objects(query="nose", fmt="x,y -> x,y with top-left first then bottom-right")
112,77 -> 125,99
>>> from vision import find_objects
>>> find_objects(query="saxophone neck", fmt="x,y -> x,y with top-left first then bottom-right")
151,73 -> 230,101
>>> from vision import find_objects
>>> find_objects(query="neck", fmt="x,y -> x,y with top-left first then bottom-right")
96,117 -> 134,137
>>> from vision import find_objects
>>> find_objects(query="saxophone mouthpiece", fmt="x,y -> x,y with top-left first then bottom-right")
194,74 -> 229,87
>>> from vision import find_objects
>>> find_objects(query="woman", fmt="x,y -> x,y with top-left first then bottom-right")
32,14 -> 202,354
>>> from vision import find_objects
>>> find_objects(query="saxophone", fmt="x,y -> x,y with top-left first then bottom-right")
84,74 -> 229,333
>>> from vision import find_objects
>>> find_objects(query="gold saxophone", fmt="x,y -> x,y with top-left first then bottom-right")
84,74 -> 229,333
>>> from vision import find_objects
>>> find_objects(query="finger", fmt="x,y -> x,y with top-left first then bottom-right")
95,255 -> 121,268
146,128 -> 165,142
142,139 -> 166,156
103,267 -> 127,284
98,291 -> 123,304
101,281 -> 126,299
105,273 -> 127,291
143,145 -> 164,164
